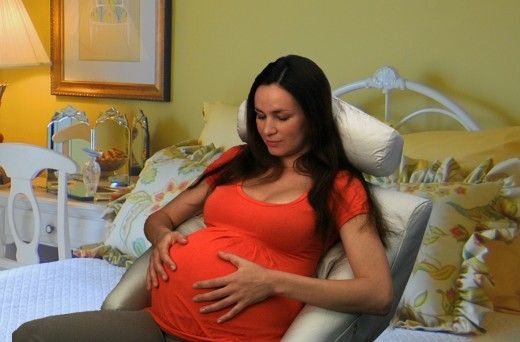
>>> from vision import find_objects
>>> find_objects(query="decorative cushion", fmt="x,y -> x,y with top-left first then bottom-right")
390,160 -> 519,333
237,97 -> 403,177
101,141 -> 223,259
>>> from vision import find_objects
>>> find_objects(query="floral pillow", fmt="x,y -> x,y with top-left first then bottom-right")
375,157 -> 519,334
74,141 -> 223,266
392,181 -> 517,333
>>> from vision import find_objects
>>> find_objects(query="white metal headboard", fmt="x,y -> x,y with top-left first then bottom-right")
332,66 -> 479,131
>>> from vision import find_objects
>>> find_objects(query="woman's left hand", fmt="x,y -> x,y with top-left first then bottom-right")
192,251 -> 273,323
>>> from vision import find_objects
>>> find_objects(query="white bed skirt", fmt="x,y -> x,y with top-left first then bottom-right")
0,258 -> 125,342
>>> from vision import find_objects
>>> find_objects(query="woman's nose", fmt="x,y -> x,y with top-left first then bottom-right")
262,118 -> 277,135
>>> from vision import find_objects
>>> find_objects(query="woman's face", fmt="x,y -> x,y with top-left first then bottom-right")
254,84 -> 309,165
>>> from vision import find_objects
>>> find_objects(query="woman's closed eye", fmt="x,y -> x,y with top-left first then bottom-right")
255,113 -> 291,122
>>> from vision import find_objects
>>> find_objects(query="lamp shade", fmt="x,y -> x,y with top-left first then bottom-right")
0,0 -> 50,68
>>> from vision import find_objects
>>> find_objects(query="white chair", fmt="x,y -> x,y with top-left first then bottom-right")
0,143 -> 78,269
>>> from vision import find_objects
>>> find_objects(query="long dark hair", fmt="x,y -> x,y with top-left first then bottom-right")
200,55 -> 387,247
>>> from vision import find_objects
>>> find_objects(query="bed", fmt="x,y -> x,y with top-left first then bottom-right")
1,66 -> 519,341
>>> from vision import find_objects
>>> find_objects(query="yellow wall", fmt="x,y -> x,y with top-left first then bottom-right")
1,0 -> 519,153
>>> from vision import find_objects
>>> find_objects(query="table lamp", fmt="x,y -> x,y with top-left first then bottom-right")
0,0 -> 50,133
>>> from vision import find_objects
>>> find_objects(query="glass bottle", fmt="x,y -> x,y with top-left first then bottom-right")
82,153 -> 101,197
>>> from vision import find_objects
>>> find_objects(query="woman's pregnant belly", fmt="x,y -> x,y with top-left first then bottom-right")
149,226 -> 311,341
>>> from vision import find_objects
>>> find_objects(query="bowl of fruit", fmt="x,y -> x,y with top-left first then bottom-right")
96,148 -> 128,172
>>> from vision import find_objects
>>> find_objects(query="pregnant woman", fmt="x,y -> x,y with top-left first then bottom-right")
14,55 -> 392,342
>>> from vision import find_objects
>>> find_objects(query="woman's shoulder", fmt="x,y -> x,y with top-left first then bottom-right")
332,170 -> 370,224
224,144 -> 246,156
215,145 -> 245,163
204,144 -> 245,177
333,170 -> 368,201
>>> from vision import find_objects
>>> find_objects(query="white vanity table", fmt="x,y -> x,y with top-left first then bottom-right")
0,185 -> 108,266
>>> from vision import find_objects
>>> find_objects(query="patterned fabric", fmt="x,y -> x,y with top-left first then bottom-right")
369,156 -> 519,334
480,158 -> 520,314
73,140 -> 223,265
393,182 -> 516,333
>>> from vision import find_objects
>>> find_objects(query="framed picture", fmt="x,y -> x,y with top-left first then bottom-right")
51,0 -> 171,101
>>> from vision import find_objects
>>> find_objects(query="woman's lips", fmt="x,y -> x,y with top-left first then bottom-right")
265,140 -> 281,147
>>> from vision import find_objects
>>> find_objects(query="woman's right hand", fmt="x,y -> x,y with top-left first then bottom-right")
146,230 -> 188,290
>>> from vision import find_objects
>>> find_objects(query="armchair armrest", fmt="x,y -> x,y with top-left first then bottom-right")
101,248 -> 151,311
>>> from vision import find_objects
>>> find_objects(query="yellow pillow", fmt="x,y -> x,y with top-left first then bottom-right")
403,126 -> 520,174
198,102 -> 242,150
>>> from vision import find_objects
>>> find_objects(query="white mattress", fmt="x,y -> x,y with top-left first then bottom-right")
375,311 -> 520,342
0,258 -> 125,342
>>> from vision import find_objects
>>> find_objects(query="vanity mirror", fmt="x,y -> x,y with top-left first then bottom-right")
48,105 -> 90,168
130,110 -> 150,176
95,107 -> 130,187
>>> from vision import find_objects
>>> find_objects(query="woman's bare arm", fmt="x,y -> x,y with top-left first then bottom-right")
268,214 -> 392,313
145,179 -> 211,289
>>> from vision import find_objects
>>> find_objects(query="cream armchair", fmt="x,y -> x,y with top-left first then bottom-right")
101,97 -> 432,341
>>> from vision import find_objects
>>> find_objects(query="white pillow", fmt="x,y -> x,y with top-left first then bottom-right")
237,97 -> 403,177
199,102 -> 243,150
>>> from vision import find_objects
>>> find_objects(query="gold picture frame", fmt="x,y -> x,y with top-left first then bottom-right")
51,0 -> 171,101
